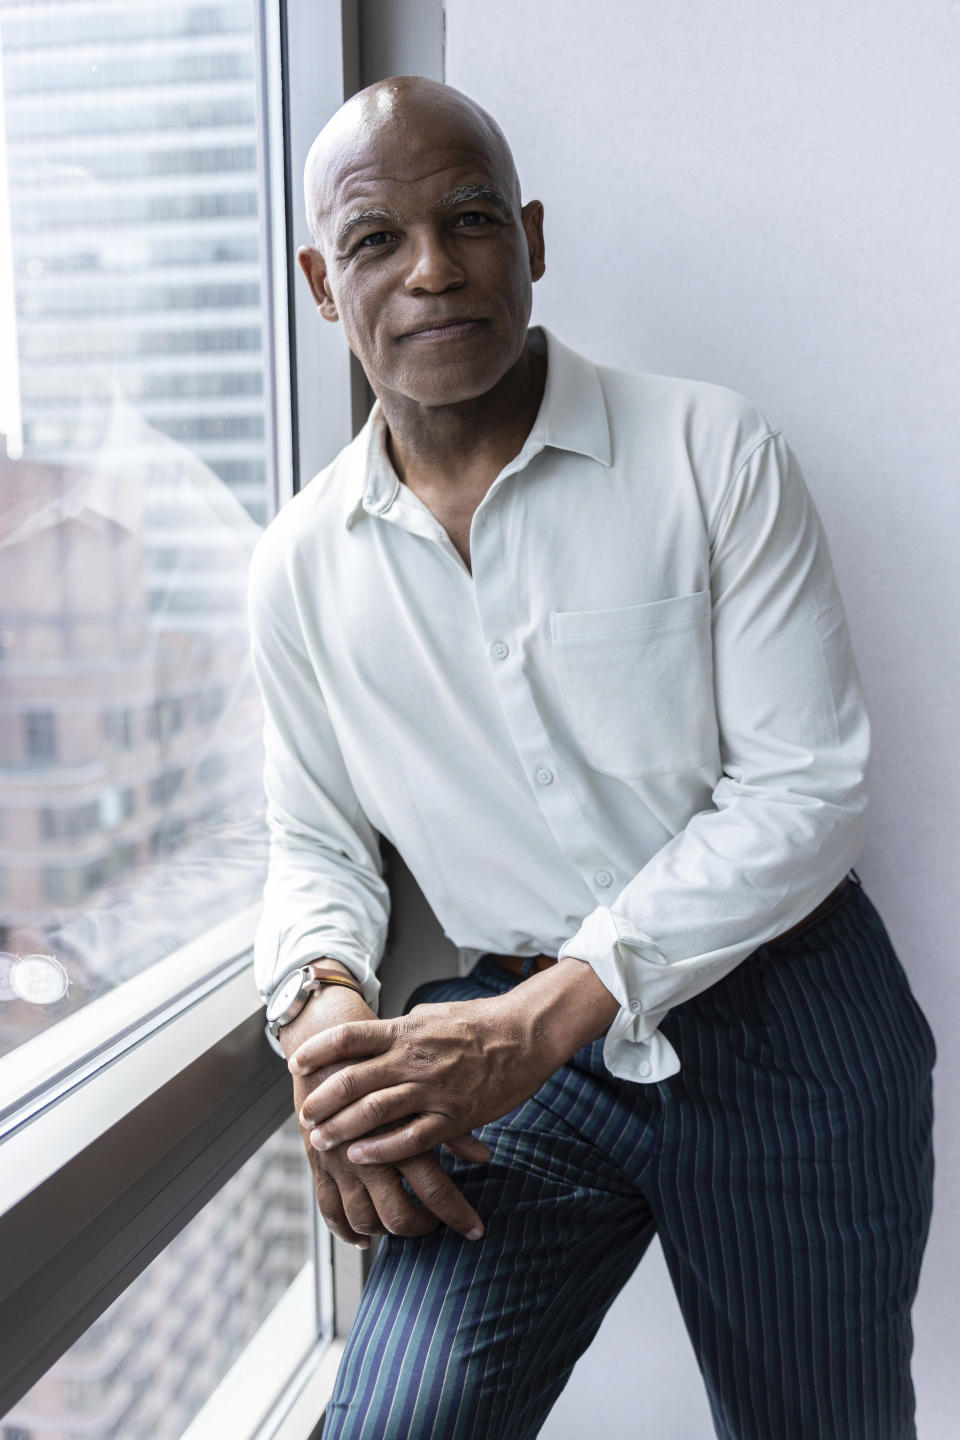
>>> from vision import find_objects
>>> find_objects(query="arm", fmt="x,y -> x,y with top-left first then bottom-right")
248,537 -> 486,1236
248,538 -> 391,1009
554,430 -> 869,1082
295,429 -> 870,1157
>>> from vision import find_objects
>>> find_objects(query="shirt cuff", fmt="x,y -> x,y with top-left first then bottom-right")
256,934 -> 381,1014
559,905 -> 681,1083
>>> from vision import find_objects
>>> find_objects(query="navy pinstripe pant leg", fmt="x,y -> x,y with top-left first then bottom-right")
321,882 -> 935,1440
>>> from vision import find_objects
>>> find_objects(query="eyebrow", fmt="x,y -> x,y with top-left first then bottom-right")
336,206 -> 406,251
335,184 -> 512,252
435,183 -> 512,215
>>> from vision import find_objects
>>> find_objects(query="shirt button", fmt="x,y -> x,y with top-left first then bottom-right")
491,640 -> 509,660
638,1059 -> 652,1078
535,766 -> 554,786
595,869 -> 613,889
628,997 -> 643,1013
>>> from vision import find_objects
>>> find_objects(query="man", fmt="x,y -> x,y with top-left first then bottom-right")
249,76 -> 935,1440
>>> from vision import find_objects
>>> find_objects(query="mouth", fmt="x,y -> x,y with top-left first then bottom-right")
398,318 -> 485,342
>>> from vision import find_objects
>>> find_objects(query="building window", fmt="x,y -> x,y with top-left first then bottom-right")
23,711 -> 56,762
150,819 -> 188,857
149,767 -> 185,806
146,697 -> 184,743
102,708 -> 132,749
43,868 -> 85,905
40,801 -> 100,842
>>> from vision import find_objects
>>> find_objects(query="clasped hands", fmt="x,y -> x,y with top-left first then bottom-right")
291,991 -> 562,1244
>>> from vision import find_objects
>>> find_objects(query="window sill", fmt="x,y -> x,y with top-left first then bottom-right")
181,1263 -> 338,1440
0,967 -> 290,1416
0,902 -> 262,1184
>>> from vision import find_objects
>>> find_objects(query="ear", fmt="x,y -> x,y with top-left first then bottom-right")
297,246 -> 339,322
520,200 -> 546,283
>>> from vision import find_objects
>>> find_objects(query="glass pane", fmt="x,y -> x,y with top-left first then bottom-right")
0,0 -> 275,1062
1,1118 -> 322,1440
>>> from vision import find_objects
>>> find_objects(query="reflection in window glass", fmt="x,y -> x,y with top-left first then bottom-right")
1,1119 -> 320,1440
0,0 -> 276,1061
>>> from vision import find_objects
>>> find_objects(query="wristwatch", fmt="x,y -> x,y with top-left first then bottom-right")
264,963 -> 365,1054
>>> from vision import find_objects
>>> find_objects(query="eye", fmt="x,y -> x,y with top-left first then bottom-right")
452,211 -> 494,229
356,230 -> 394,250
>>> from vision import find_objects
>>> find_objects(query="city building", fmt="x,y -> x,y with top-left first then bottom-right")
0,0 -> 275,1053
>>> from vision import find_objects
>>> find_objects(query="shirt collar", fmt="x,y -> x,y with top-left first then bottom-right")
343,326 -> 612,531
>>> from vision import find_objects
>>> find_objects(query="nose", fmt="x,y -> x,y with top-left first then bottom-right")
403,226 -> 465,295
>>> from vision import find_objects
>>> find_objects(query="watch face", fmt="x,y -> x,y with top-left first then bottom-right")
10,953 -> 69,1005
266,970 -> 304,1023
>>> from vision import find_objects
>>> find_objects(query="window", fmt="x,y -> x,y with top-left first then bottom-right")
146,698 -> 186,744
1,0 -> 276,1055
40,802 -> 100,842
0,1 -> 395,1434
150,818 -> 189,857
23,711 -> 56,763
149,767 -> 186,806
102,709 -> 132,749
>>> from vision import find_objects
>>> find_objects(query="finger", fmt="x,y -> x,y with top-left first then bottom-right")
339,1178 -> 387,1240
289,1018 -> 396,1076
308,1082 -> 422,1150
312,1171 -> 372,1250
400,1154 -> 485,1241
346,1114 -> 453,1166
299,1055 -> 406,1128
363,1167 -> 440,1239
442,1133 -> 492,1164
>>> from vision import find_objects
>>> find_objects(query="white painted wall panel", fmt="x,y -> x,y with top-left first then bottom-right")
445,4 -> 959,1434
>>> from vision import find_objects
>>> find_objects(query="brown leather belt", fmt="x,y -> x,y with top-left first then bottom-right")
487,951 -> 557,977
489,876 -> 852,978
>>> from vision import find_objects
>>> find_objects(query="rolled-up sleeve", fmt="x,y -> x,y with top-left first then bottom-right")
560,432 -> 870,1082
247,540 -> 390,1010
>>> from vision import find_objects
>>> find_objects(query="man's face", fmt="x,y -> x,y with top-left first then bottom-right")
299,106 -> 545,409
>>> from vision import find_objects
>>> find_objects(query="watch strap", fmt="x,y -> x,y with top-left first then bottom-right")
302,965 -> 366,999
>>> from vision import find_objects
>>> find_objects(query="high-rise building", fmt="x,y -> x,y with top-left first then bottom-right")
1,0 -> 273,524
0,0 -> 275,1048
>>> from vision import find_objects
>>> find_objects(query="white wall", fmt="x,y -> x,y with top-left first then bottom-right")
444,3 -> 960,1434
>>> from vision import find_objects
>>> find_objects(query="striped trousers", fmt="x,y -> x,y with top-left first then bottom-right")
322,879 -> 935,1440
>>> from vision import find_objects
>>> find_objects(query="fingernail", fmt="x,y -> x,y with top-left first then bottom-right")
356,1239 -> 370,1250
287,1059 -> 302,1074
466,1227 -> 484,1242
309,1129 -> 327,1149
347,1144 -> 368,1162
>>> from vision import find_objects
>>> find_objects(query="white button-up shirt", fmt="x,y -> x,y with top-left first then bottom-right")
249,327 -> 869,1082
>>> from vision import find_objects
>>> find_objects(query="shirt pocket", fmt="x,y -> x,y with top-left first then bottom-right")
551,589 -> 716,778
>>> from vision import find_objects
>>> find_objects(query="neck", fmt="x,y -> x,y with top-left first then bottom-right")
377,340 -> 547,493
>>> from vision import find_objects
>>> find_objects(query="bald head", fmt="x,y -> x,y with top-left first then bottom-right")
303,77 -> 522,248
295,75 -> 545,411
